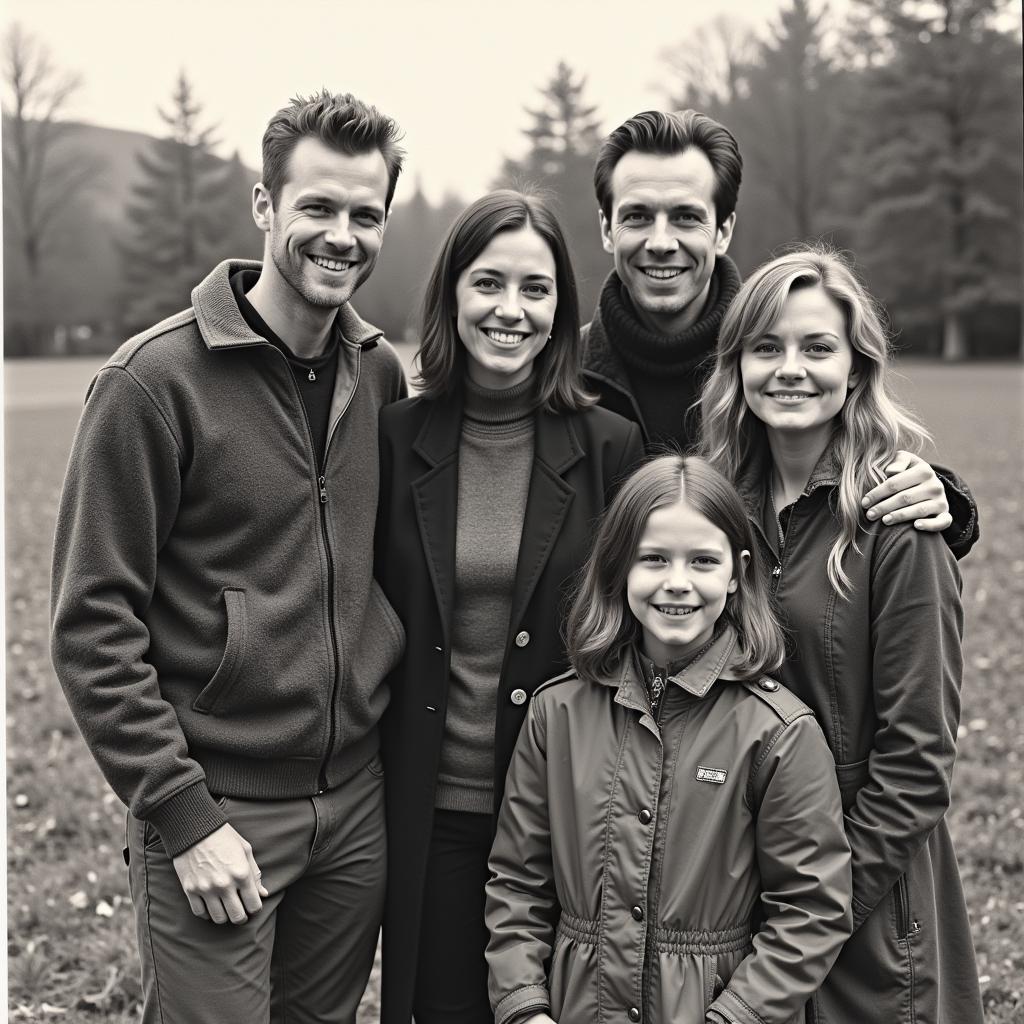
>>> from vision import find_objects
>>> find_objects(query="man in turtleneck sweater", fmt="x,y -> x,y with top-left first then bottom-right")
580,109 -> 979,550
581,109 -> 741,451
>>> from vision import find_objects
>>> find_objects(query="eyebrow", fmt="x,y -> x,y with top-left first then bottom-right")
470,267 -> 555,283
760,330 -> 841,341
618,200 -> 708,215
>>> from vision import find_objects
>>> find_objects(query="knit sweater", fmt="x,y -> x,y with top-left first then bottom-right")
581,257 -> 742,450
434,375 -> 537,813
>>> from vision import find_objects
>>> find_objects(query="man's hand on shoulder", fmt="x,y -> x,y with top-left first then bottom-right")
861,451 -> 952,533
172,822 -> 269,925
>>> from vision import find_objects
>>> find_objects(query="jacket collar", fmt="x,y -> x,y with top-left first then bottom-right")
412,384 -> 584,476
602,626 -> 745,712
734,431 -> 843,517
191,259 -> 384,352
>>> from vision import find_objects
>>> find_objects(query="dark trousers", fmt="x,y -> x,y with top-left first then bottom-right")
127,757 -> 386,1024
412,808 -> 494,1024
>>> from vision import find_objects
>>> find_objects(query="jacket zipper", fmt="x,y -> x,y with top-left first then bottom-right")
315,345 -> 362,792
269,343 -> 362,793
894,875 -> 911,939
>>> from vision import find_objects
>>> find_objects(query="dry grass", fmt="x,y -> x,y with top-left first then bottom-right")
5,359 -> 1022,1021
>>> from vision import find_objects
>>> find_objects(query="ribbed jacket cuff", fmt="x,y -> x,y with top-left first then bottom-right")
709,988 -> 769,1024
493,984 -> 550,1024
146,780 -> 228,857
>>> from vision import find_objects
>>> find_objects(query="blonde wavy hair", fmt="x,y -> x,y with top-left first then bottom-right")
698,247 -> 930,596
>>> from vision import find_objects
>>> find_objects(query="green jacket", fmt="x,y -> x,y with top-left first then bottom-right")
735,442 -> 984,1024
50,259 -> 406,856
486,628 -> 853,1024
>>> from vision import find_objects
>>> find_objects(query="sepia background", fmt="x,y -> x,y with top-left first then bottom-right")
4,0 -> 1023,1019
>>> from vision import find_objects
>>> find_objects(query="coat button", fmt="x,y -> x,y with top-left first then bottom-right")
631,905 -> 643,921
638,808 -> 652,825
759,678 -> 780,692
510,688 -> 528,706
628,1008 -> 641,1022
514,630 -> 530,647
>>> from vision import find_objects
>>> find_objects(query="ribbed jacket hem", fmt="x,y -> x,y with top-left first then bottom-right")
150,729 -> 380,855
434,781 -> 494,814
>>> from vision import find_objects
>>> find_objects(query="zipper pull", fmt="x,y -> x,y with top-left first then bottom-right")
319,475 -> 328,504
308,368 -> 317,382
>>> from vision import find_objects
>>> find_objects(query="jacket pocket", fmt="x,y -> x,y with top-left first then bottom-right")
834,757 -> 869,811
893,874 -> 912,940
192,589 -> 248,714
702,955 -> 723,1010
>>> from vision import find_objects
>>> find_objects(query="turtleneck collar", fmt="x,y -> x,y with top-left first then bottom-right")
462,373 -> 539,427
599,255 -> 742,377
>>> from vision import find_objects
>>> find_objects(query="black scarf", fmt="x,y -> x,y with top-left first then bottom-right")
595,256 -> 742,450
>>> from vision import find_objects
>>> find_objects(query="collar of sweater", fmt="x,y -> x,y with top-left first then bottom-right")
462,373 -> 539,427
595,256 -> 741,378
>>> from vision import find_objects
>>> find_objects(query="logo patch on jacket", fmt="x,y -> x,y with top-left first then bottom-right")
695,766 -> 728,784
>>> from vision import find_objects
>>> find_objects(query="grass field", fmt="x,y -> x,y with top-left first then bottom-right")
6,358 -> 1023,1021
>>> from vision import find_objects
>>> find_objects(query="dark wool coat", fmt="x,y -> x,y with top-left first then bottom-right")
735,445 -> 985,1024
375,390 -> 643,1024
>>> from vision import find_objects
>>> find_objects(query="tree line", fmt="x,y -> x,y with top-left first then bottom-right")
3,0 -> 1021,358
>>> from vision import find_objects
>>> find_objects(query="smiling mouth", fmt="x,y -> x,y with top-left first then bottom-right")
308,254 -> 358,273
483,328 -> 531,346
641,268 -> 684,280
654,605 -> 698,616
767,391 -> 817,403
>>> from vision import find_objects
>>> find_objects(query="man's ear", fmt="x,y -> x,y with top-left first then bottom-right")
252,182 -> 273,234
715,211 -> 736,257
728,548 -> 751,593
599,209 -> 614,255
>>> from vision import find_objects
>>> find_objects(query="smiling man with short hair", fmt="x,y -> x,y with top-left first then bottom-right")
50,90 -> 407,1024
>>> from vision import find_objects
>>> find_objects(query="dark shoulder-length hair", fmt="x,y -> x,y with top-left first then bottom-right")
414,188 -> 594,412
566,455 -> 784,682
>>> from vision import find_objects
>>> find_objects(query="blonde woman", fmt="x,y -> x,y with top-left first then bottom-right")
698,248 -> 983,1024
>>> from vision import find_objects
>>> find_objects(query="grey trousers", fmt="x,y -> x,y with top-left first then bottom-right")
127,755 -> 386,1024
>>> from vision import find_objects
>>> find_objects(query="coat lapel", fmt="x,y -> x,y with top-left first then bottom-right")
410,396 -> 463,646
507,409 -> 583,631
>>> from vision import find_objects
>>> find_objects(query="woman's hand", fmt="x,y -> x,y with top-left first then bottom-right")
861,451 -> 952,532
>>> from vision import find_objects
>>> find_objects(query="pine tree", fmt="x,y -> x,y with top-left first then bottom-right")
120,72 -> 231,331
496,62 -> 607,314
740,0 -> 844,241
835,0 -> 1023,357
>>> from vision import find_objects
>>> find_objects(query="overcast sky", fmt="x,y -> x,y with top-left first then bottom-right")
2,0 -> 833,204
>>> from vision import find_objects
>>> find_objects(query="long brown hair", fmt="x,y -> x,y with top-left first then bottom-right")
415,189 -> 593,412
566,455 -> 784,682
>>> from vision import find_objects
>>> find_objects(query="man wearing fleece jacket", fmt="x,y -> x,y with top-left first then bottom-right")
50,90 -> 407,1024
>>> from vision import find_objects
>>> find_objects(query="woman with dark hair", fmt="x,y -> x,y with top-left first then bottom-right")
376,189 -> 643,1024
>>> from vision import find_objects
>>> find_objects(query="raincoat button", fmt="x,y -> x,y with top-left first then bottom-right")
759,678 -> 780,692
638,808 -> 652,825
628,1008 -> 641,1022
514,630 -> 530,647
631,905 -> 643,921
510,688 -> 528,706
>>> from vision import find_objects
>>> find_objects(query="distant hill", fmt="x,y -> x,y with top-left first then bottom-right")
2,119 -> 261,353
3,118 -> 467,355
